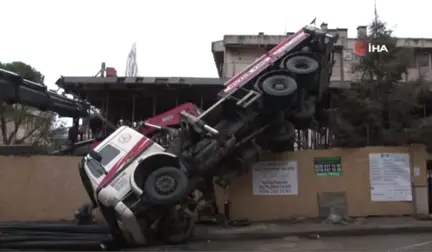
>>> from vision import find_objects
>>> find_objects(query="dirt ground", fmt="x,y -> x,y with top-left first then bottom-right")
141,233 -> 432,251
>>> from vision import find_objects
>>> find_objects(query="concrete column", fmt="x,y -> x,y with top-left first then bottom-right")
357,26 -> 367,39
409,144 -> 429,215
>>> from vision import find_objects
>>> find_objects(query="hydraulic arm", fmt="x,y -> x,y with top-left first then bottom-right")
0,68 -> 89,118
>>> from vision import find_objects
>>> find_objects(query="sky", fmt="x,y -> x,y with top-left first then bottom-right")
1,0 -> 430,91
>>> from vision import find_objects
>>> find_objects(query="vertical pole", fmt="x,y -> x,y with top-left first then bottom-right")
84,95 -> 90,140
132,95 -> 136,123
200,95 -> 204,108
101,62 -> 106,77
297,130 -> 301,150
152,94 -> 157,116
104,93 -> 110,136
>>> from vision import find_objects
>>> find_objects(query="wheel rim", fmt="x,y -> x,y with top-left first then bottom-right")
285,55 -> 319,75
274,83 -> 286,90
155,175 -> 177,195
295,62 -> 309,69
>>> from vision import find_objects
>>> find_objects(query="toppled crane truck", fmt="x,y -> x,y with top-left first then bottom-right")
79,24 -> 338,247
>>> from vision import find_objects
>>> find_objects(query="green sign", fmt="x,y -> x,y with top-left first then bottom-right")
314,157 -> 342,176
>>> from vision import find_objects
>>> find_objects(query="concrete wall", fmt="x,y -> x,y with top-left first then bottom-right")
0,145 -> 428,221
223,47 -> 268,78
217,145 -> 428,221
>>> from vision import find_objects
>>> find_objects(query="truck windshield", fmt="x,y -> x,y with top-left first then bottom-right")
98,144 -> 121,166
86,144 -> 121,178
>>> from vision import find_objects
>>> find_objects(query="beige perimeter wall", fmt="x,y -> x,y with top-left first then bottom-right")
0,145 -> 428,221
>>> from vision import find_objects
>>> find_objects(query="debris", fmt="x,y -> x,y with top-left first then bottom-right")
291,216 -> 306,223
307,234 -> 320,239
354,217 -> 366,224
326,213 -> 343,224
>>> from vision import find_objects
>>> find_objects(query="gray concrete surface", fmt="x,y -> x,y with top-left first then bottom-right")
193,216 -> 432,241
144,233 -> 432,251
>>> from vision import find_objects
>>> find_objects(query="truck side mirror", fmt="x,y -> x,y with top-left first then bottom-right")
89,150 -> 102,163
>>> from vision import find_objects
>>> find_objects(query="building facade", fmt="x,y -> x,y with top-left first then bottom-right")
211,24 -> 432,86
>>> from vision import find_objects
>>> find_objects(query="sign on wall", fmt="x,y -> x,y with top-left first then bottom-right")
369,153 -> 412,202
252,161 -> 298,195
314,157 -> 342,176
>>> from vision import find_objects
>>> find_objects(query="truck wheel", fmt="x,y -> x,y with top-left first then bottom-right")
260,74 -> 297,97
144,167 -> 188,204
156,209 -> 194,244
284,55 -> 319,75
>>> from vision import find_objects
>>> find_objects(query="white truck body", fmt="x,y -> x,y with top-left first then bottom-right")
81,126 -> 166,245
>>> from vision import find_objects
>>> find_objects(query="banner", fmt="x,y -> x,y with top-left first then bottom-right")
252,161 -> 298,195
369,153 -> 412,202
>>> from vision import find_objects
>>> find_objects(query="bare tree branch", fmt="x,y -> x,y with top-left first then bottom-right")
0,61 -> 56,147
7,106 -> 25,144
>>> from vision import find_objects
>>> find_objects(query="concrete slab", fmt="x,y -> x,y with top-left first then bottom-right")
192,217 -> 432,242
141,233 -> 432,251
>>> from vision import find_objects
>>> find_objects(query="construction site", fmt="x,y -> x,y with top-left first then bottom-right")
1,22 -> 432,251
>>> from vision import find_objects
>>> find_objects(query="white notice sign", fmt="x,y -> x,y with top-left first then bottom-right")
252,161 -> 298,195
369,153 -> 412,202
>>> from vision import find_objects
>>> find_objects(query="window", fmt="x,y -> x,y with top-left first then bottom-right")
98,144 -> 120,166
343,49 -> 353,61
416,53 -> 431,68
87,159 -> 105,178
86,144 -> 120,178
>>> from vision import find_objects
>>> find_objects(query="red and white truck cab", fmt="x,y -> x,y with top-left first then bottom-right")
79,126 -> 189,245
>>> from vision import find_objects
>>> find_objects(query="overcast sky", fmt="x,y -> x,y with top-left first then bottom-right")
1,0 -> 429,90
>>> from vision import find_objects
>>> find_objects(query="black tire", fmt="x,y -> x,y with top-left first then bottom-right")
156,209 -> 194,244
284,55 -> 319,75
260,74 -> 297,97
144,166 -> 189,204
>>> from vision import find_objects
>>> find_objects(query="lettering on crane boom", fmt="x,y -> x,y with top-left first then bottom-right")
223,31 -> 307,93
271,32 -> 306,56
223,56 -> 271,93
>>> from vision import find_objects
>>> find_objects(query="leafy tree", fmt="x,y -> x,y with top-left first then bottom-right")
0,61 -> 61,147
328,14 -> 432,148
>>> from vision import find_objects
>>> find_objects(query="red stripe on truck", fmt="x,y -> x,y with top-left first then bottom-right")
98,136 -> 152,188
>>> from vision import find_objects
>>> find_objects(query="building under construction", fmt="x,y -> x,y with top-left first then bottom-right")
56,69 -> 225,128
56,35 -> 338,150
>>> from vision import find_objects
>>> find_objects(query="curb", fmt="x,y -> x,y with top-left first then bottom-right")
192,225 -> 432,242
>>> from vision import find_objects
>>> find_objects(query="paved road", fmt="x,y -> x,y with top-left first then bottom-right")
143,233 -> 432,251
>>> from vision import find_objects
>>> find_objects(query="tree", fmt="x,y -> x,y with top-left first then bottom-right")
0,61 -> 60,147
327,14 -> 432,148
